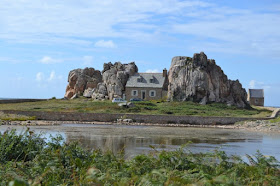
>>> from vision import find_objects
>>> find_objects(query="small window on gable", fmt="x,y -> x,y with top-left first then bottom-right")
149,79 -> 155,83
255,99 -> 258,103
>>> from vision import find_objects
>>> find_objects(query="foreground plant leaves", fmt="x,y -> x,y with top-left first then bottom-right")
0,129 -> 279,185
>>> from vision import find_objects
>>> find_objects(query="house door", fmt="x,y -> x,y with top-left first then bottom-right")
141,91 -> 146,100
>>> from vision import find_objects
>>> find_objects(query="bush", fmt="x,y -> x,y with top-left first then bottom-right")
1,129 -> 279,185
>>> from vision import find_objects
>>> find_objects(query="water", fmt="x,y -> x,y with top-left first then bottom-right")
1,124 -> 280,159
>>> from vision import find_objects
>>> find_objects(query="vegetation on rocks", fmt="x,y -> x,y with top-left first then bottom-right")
1,129 -> 280,185
0,98 -> 271,118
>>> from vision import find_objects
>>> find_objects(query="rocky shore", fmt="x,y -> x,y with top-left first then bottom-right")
1,107 -> 279,132
235,120 -> 280,132
1,118 -> 280,133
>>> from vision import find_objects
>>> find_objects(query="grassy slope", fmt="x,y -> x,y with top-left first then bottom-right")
0,98 -> 272,118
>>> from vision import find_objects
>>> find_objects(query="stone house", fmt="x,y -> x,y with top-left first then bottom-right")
247,89 -> 264,106
125,69 -> 168,101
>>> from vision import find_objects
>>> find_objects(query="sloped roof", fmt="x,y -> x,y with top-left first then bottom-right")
249,89 -> 264,98
126,73 -> 166,88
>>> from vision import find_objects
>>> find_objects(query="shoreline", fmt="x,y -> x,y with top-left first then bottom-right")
1,107 -> 279,133
1,119 -> 280,133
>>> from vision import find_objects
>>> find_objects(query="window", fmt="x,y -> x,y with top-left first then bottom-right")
137,76 -> 143,82
131,90 -> 138,96
255,99 -> 259,103
150,79 -> 155,83
149,90 -> 156,97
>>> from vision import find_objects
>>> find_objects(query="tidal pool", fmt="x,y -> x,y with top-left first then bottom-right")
1,124 -> 280,159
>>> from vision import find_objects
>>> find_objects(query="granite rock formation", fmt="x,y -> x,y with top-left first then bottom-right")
64,68 -> 102,99
92,62 -> 138,100
65,62 -> 138,100
167,52 -> 249,108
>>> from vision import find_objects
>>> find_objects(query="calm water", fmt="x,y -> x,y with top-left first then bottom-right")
1,124 -> 280,159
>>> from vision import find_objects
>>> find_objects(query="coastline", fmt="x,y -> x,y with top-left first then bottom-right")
1,107 -> 279,132
1,118 -> 280,133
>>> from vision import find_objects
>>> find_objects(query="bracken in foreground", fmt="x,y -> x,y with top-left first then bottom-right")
1,129 -> 279,185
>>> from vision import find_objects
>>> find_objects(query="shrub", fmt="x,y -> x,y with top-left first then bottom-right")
0,129 -> 280,185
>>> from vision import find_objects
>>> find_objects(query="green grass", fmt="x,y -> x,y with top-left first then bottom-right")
0,112 -> 36,121
270,116 -> 280,123
0,98 -> 272,117
0,129 -> 279,185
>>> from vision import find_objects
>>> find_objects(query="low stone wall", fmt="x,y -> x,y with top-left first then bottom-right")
0,99 -> 47,104
1,110 -> 270,125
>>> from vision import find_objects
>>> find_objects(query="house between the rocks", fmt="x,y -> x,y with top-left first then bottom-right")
125,68 -> 168,101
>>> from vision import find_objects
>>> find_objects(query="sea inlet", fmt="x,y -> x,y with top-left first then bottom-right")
1,124 -> 280,160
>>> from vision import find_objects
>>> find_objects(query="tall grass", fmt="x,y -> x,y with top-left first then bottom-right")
1,129 -> 279,185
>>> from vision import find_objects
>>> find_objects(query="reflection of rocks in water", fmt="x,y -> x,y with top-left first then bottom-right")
65,133 -> 127,154
65,131 -> 248,158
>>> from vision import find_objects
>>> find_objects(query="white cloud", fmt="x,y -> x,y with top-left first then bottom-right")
40,56 -> 62,64
0,0 -> 211,43
146,69 -> 160,73
36,72 -> 44,82
170,8 -> 280,56
249,80 -> 271,90
16,76 -> 24,81
36,71 -> 62,83
94,40 -> 116,48
0,0 -> 279,58
48,71 -> 56,81
249,80 -> 256,89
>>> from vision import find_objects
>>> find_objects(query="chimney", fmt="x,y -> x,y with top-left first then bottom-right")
163,68 -> 167,77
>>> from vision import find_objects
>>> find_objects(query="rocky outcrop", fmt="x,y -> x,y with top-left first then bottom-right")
64,68 -> 102,99
168,52 -> 249,108
93,62 -> 138,100
65,62 -> 138,100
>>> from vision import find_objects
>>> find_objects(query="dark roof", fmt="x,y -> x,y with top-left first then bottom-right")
249,89 -> 264,98
126,73 -> 166,88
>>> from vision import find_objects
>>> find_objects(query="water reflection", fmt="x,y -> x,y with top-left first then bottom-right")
1,124 -> 280,159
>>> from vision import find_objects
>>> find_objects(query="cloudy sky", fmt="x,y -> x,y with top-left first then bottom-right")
1,0 -> 279,106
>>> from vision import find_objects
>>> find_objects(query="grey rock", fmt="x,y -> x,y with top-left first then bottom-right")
83,88 -> 95,98
199,96 -> 207,105
123,119 -> 133,123
118,102 -> 128,107
96,62 -> 138,100
118,102 -> 134,108
65,61 -> 138,100
65,67 -> 102,99
127,102 -> 135,108
168,52 -> 249,108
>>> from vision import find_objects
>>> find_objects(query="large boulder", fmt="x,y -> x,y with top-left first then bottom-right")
96,62 -> 138,100
64,67 -> 102,99
168,52 -> 249,108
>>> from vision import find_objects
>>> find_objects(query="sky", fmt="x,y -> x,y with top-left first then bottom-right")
0,0 -> 279,106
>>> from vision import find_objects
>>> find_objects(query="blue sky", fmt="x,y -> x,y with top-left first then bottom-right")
0,0 -> 279,106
